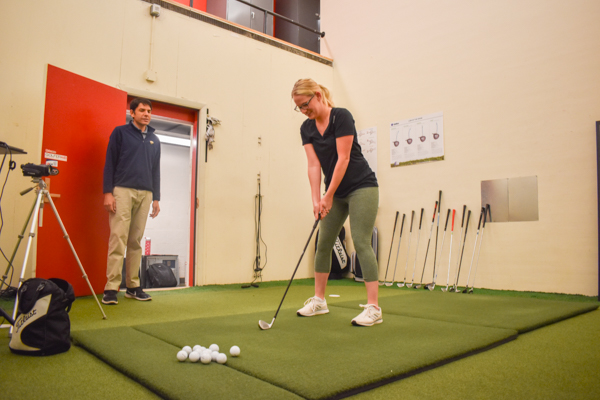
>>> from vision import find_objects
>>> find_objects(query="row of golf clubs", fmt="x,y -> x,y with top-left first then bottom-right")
379,191 -> 491,293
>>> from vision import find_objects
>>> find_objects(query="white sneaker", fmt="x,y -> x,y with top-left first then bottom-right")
297,296 -> 329,317
351,304 -> 383,326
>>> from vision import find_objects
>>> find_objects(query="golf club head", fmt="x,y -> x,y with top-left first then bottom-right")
414,284 -> 422,289
385,282 -> 393,287
462,287 -> 469,294
378,282 -> 385,286
258,318 -> 274,330
468,288 -> 474,294
427,284 -> 435,291
406,283 -> 413,288
449,285 -> 456,292
397,282 -> 405,288
441,286 -> 448,292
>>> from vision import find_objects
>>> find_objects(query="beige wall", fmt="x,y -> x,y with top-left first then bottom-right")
1,0 -> 599,296
320,0 -> 600,295
0,0 -> 332,286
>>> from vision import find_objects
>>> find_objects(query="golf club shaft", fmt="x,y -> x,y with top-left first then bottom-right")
468,207 -> 488,289
445,209 -> 456,284
432,208 -> 451,284
390,213 -> 406,283
409,208 -> 425,286
382,211 -> 400,284
454,209 -> 472,288
401,210 -> 415,282
270,216 -> 320,322
432,190 -> 442,281
417,201 -> 437,287
463,208 -> 484,290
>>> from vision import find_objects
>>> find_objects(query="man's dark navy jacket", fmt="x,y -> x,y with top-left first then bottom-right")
103,121 -> 161,201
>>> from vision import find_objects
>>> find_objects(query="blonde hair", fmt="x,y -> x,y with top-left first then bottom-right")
291,79 -> 334,108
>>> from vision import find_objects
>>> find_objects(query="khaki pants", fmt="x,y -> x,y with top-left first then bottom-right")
105,187 -> 153,291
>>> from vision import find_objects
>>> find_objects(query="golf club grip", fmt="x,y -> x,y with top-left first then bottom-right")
443,209 -> 451,230
486,204 -> 492,222
461,205 -> 467,227
418,208 -> 424,229
438,190 -> 442,212
464,210 -> 472,239
409,210 -> 415,232
481,206 -> 487,228
451,209 -> 456,231
431,201 -> 438,222
399,213 -> 406,236
477,208 -> 484,230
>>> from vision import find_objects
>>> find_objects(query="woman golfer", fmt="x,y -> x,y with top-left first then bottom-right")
292,78 -> 381,326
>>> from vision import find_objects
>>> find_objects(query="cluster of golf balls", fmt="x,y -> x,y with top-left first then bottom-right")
176,344 -> 241,364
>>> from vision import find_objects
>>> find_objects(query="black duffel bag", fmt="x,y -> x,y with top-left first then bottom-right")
147,263 -> 178,288
9,278 -> 75,356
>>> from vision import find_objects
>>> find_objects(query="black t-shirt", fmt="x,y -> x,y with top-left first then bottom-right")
300,108 -> 378,198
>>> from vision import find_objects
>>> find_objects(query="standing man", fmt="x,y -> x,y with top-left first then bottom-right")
102,98 -> 161,305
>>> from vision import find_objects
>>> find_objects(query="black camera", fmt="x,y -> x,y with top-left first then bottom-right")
21,163 -> 59,178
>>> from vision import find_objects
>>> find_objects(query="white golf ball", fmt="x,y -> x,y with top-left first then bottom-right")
177,350 -> 188,362
230,346 -> 240,357
192,345 -> 202,353
189,351 -> 201,363
200,352 -> 212,364
182,346 -> 193,354
211,351 -> 219,362
216,353 -> 227,364
209,344 -> 219,352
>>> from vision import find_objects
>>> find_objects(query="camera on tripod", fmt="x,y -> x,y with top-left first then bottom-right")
21,163 -> 59,178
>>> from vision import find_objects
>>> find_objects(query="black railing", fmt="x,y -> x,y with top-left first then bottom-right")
235,0 -> 325,38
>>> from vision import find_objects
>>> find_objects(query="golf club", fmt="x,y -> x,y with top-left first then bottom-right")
466,205 -> 490,294
451,209 -> 471,292
449,205 -> 467,292
415,201 -> 437,289
388,213 -> 406,286
380,211 -> 400,286
258,215 -> 320,330
407,208 -> 425,288
462,208 -> 484,293
426,208 -> 451,290
441,209 -> 456,292
398,210 -> 415,287
430,190 -> 442,285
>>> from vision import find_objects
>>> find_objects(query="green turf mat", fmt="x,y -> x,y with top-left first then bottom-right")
0,335 -> 161,400
332,290 -> 599,333
72,326 -> 302,400
129,308 -> 517,399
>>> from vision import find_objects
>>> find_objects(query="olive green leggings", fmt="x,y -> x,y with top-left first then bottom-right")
315,187 -> 379,282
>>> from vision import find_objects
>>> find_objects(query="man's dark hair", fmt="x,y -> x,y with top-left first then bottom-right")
130,98 -> 152,112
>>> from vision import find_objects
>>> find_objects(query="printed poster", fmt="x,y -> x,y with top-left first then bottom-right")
390,112 -> 444,167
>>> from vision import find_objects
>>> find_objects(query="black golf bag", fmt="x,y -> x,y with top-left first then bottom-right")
351,227 -> 378,282
315,226 -> 349,280
9,278 -> 75,356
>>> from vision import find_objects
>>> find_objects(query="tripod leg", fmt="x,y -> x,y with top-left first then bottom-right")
1,200 -> 37,288
43,192 -> 107,319
10,191 -> 44,336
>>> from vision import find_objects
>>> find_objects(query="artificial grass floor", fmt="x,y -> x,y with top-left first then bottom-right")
1,279 -> 599,399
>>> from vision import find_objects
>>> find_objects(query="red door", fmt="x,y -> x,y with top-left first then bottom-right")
37,65 -> 127,296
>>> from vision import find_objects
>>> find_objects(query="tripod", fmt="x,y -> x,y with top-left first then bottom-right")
1,177 -> 106,333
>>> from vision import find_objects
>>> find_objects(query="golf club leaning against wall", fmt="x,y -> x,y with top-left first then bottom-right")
380,211 -> 400,286
258,215 -> 320,330
415,201 -> 437,289
387,213 -> 406,286
407,208 -> 425,288
397,210 -> 415,287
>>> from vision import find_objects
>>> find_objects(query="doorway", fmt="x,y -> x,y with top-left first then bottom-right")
125,112 -> 195,287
